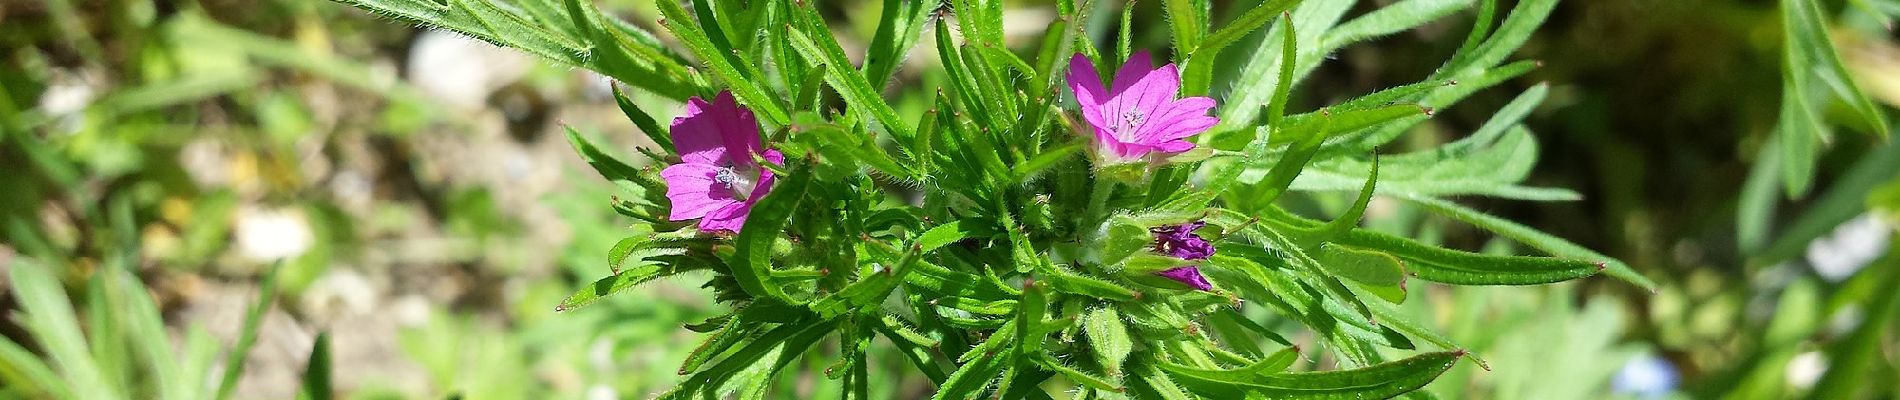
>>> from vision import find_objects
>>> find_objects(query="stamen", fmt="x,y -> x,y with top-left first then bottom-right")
713,168 -> 741,188
1118,110 -> 1145,139
712,166 -> 758,199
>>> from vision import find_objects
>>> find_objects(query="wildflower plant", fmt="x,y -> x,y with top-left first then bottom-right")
336,0 -> 1655,397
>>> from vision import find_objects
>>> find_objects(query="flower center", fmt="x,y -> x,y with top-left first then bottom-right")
1116,110 -> 1145,140
714,165 -> 758,200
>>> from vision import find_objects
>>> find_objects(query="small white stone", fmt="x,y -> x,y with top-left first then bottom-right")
406,30 -> 532,109
234,207 -> 314,262
1805,213 -> 1892,281
585,384 -> 618,400
301,269 -> 379,317
37,72 -> 96,117
1785,351 -> 1828,389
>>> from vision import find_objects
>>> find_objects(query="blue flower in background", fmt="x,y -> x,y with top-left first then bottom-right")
1613,354 -> 1679,398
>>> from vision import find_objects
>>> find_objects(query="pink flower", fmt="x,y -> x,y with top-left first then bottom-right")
1067,51 -> 1219,161
661,91 -> 783,234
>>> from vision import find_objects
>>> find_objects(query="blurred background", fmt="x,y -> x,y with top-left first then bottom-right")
2,0 -> 1897,398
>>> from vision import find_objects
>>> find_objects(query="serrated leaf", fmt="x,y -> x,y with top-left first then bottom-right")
1163,351 -> 1463,399
611,85 -> 673,152
1315,244 -> 1407,303
558,262 -> 678,312
729,158 -> 816,303
917,219 -> 998,253
1012,143 -> 1083,184
784,8 -> 912,140
1043,269 -> 1140,301
1083,307 -> 1134,377
1401,195 -> 1651,289
654,0 -> 789,125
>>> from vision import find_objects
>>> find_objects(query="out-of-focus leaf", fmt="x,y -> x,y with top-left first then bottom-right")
298,332 -> 332,400
1755,135 -> 1900,263
9,261 -> 116,400
215,265 -> 279,400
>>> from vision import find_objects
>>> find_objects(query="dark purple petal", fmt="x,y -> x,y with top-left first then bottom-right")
1154,266 -> 1213,291
1153,222 -> 1215,260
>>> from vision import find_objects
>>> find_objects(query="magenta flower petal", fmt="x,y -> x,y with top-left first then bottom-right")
1155,266 -> 1213,291
698,202 -> 753,233
1067,55 -> 1111,130
661,90 -> 778,234
672,98 -> 730,166
1065,50 -> 1217,161
661,163 -> 740,221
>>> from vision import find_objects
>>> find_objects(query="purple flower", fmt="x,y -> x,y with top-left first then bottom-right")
1152,222 -> 1214,260
660,91 -> 783,234
1066,51 -> 1219,161
1155,267 -> 1212,291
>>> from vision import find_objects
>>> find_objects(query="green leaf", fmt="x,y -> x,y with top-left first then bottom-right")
1401,195 -> 1653,290
1737,139 -> 1783,254
730,158 -> 816,304
1754,137 -> 1900,264
1441,0 -> 1557,75
907,260 -> 1018,301
112,267 -> 189,400
1218,0 -> 1354,129
1043,269 -> 1140,301
655,0 -> 790,125
813,242 -> 923,317
1315,244 -> 1407,302
1157,346 -> 1302,383
1318,155 -> 1377,241
1784,0 -> 1891,139
934,341 -> 1011,400
0,335 -> 68,399
1163,350 -> 1463,399
1012,143 -> 1083,184
784,8 -> 912,140
918,219 -> 998,254
558,262 -> 682,312
335,0 -> 698,99
1098,216 -> 1155,266
298,332 -> 332,400
1320,0 -> 1472,53
611,84 -> 673,153
1197,0 -> 1301,61
8,260 -> 115,400
863,0 -> 931,87
1241,207 -> 1602,286
564,127 -> 644,186
1163,0 -> 1207,56
1083,307 -> 1134,377
216,264 -> 280,400
1036,354 -> 1122,392
1812,249 -> 1900,399
877,316 -> 949,384
801,123 -> 915,181
1365,301 -> 1488,370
